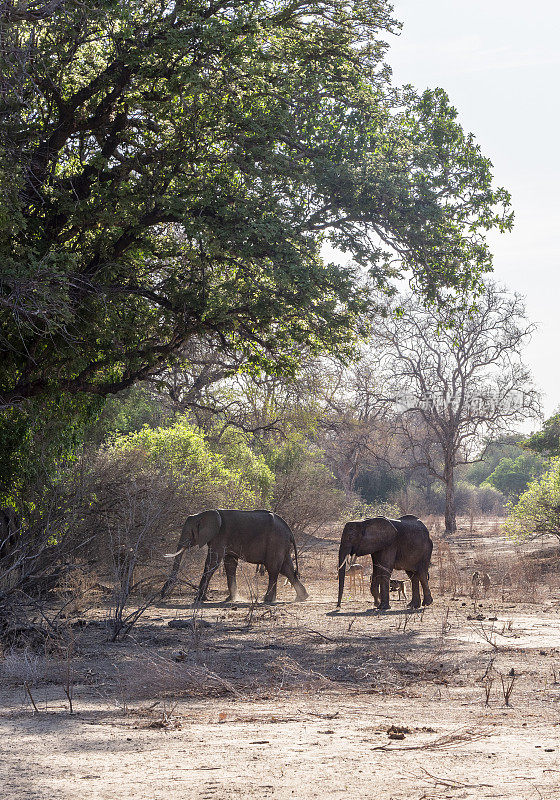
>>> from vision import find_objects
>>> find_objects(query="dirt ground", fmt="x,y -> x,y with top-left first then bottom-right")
1,519 -> 560,800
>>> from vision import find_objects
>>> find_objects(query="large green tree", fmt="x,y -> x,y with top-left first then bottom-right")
1,0 -> 511,409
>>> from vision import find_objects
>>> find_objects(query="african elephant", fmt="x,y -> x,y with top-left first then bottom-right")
162,509 -> 308,604
337,514 -> 433,610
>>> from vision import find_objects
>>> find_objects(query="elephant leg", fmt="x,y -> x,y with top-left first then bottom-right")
406,571 -> 422,609
263,569 -> 279,604
280,558 -> 308,601
371,574 -> 380,605
370,556 -> 379,604
195,548 -> 222,603
419,571 -> 433,606
373,565 -> 390,610
223,553 -> 240,602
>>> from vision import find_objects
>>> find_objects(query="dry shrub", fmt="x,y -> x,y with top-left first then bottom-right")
272,467 -> 350,540
509,554 -> 540,602
425,514 -> 442,532
114,654 -> 239,705
0,647 -> 79,686
64,449 -> 184,569
433,536 -> 460,595
56,564 -> 100,616
1,648 -> 45,685
267,654 -> 334,691
389,486 -> 430,517
527,546 -> 560,576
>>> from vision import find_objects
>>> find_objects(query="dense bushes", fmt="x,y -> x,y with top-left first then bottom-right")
483,452 -> 545,498
62,420 -> 274,567
506,458 -> 560,541
388,480 -> 504,518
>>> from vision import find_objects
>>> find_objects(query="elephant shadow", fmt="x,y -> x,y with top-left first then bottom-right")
326,607 -> 423,618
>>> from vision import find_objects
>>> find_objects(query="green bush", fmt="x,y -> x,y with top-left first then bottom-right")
464,437 -> 526,486
54,419 -> 274,571
112,419 -> 272,510
484,452 -> 545,498
209,428 -> 274,503
506,458 -> 560,541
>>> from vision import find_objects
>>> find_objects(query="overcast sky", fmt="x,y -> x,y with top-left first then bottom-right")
385,0 -> 559,419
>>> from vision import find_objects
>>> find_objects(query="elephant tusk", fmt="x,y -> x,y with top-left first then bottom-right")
164,547 -> 186,558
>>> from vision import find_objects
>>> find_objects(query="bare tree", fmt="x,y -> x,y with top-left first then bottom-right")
315,356 -> 394,493
373,284 -> 541,533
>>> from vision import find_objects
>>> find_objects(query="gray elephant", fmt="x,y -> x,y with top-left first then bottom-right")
337,514 -> 433,610
162,509 -> 308,604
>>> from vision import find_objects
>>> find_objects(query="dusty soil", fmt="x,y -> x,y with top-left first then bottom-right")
1,519 -> 560,799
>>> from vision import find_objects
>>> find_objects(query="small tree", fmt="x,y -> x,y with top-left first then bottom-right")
506,458 -> 560,542
374,284 -> 540,533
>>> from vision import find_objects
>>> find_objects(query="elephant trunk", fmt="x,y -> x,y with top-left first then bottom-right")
337,545 -> 352,608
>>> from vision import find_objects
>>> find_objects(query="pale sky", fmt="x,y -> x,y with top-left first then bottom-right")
386,0 -> 560,419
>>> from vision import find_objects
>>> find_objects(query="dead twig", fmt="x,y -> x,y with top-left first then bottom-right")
24,681 -> 39,713
302,627 -> 337,643
484,677 -> 493,706
415,766 -> 492,789
500,673 -> 516,706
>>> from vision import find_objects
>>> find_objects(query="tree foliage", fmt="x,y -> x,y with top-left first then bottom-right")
464,436 -> 526,486
506,458 -> 560,541
1,0 -> 511,410
524,411 -> 560,458
111,418 -> 274,508
484,452 -> 544,499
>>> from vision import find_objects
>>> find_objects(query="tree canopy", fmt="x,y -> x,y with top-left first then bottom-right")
1,0 -> 511,409
524,411 -> 560,458
484,452 -> 544,499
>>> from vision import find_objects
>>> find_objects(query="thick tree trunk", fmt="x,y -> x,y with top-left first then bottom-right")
444,460 -> 457,534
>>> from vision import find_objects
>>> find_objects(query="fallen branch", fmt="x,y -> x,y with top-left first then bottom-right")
371,725 -> 493,752
415,766 -> 492,789
301,627 -> 337,642
300,710 -> 340,720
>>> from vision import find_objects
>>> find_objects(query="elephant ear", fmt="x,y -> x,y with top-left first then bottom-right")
361,517 -> 398,552
194,510 -> 222,548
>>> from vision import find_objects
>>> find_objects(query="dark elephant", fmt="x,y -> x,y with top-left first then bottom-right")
162,509 -> 308,604
337,514 -> 433,610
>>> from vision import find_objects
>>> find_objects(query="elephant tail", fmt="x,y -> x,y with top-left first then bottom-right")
291,533 -> 300,577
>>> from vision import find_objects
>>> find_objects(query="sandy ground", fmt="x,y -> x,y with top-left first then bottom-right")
1,521 -> 560,799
